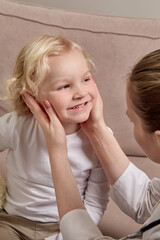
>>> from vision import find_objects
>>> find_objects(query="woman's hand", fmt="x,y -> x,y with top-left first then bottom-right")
23,92 -> 85,218
81,87 -> 130,185
23,93 -> 66,153
81,87 -> 105,137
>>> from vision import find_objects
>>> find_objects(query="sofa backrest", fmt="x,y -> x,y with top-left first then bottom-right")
1,0 -> 160,157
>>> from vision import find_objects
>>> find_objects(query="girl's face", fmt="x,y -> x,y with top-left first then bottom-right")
37,48 -> 97,134
126,89 -> 160,164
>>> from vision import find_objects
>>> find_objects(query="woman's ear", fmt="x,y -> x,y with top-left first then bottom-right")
155,130 -> 160,144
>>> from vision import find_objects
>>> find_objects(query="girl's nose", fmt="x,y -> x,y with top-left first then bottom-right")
72,85 -> 86,100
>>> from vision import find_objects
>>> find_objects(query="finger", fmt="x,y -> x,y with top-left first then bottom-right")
43,100 -> 61,126
43,99 -> 52,109
23,93 -> 49,126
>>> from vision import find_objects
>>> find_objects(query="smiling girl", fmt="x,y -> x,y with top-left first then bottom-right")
0,35 -> 110,240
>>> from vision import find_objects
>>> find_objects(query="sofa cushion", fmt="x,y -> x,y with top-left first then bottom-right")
1,0 -> 160,156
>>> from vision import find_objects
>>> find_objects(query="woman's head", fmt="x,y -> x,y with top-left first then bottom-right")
127,49 -> 160,133
5,35 -> 95,115
127,49 -> 160,163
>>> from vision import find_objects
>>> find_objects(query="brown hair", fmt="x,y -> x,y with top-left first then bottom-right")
4,35 -> 94,115
128,49 -> 160,132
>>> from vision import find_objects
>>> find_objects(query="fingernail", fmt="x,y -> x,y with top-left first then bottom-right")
43,100 -> 51,109
23,92 -> 29,99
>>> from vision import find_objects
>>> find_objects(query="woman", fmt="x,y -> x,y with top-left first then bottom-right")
23,49 -> 160,239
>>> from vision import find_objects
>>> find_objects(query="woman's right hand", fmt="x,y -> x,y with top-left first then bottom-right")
23,93 -> 86,218
23,93 -> 66,153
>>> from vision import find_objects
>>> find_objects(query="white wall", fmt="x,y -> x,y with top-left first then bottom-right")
11,0 -> 160,18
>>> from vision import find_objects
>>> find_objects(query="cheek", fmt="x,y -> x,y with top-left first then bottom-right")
134,127 -> 147,152
48,99 -> 65,121
133,126 -> 141,146
37,90 -> 61,112
37,86 -> 49,104
134,127 -> 140,144
47,94 -> 67,115
90,84 -> 98,102
36,92 -> 44,106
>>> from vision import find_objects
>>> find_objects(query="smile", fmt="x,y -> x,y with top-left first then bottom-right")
69,102 -> 88,110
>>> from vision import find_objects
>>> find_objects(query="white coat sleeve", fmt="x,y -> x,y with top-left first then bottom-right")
83,162 -> 110,225
60,209 -> 105,240
110,162 -> 160,224
60,209 -> 158,240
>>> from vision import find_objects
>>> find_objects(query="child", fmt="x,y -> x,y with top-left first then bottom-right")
0,35 -> 110,240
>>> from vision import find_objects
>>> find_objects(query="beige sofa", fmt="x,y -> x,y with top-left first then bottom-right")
1,0 -> 160,238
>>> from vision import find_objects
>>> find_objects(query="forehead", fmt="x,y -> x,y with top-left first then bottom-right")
47,49 -> 89,75
47,48 -> 85,64
44,49 -> 90,83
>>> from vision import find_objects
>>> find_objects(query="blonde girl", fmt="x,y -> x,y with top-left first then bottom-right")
0,35 -> 109,240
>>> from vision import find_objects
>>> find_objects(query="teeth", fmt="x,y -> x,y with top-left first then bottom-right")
72,103 -> 85,109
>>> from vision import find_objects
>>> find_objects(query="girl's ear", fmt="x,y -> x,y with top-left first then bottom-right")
92,76 -> 96,83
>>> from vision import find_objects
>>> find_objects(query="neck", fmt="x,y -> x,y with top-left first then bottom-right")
62,122 -> 81,135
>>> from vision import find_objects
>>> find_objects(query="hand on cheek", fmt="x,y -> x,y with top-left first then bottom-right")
23,92 -> 66,150
81,86 -> 105,136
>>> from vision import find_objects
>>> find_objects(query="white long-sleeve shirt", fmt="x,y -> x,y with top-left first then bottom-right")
0,112 -> 109,224
60,163 -> 160,240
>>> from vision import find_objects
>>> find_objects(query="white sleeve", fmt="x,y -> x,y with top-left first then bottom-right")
83,163 -> 110,224
60,209 -> 103,240
110,162 -> 160,223
0,113 -> 15,151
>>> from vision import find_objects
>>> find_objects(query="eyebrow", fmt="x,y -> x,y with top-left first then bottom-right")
83,70 -> 91,76
50,70 -> 91,84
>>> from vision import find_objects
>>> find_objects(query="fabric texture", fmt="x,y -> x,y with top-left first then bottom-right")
0,210 -> 59,240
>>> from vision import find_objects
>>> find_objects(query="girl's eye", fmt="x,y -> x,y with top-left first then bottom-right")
58,84 -> 70,90
84,77 -> 91,82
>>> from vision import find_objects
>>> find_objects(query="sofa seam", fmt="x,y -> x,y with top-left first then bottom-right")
1,12 -> 160,39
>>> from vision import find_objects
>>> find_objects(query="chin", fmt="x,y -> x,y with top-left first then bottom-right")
78,116 -> 89,123
68,117 -> 89,124
62,113 -> 90,124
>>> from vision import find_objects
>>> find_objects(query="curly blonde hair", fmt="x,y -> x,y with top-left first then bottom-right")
4,35 -> 94,115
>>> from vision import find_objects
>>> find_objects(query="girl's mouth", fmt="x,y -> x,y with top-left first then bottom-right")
69,102 -> 88,110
